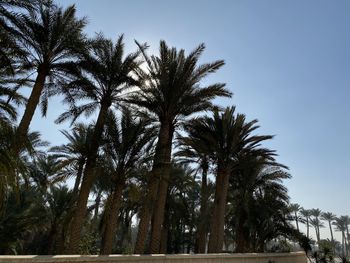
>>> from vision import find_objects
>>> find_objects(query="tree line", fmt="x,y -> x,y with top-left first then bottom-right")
0,0 -> 318,255
289,204 -> 350,258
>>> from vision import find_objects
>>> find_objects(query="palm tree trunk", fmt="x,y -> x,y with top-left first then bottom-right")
208,166 -> 230,253
328,221 -> 335,253
100,178 -> 125,255
235,208 -> 248,253
160,201 -> 170,254
149,122 -> 174,254
306,218 -> 309,239
91,188 -> 102,232
16,69 -> 47,151
314,226 -> 320,244
196,161 -> 209,253
72,161 -> 84,194
134,121 -> 173,254
294,212 -> 299,232
66,102 -> 110,254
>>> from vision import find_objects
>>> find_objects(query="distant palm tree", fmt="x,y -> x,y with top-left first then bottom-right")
310,217 -> 324,244
57,35 -> 143,253
333,216 -> 348,257
8,1 -> 87,150
309,209 -> 324,244
129,41 -> 231,254
289,203 -> 301,232
300,208 -> 312,239
321,212 -> 337,248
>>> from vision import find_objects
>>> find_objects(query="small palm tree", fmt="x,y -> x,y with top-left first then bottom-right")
57,34 -> 143,254
182,106 -> 274,252
129,40 -> 231,254
50,123 -> 94,193
100,110 -> 155,254
229,151 -> 290,252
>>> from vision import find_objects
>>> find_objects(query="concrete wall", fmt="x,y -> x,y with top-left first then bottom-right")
0,252 -> 307,263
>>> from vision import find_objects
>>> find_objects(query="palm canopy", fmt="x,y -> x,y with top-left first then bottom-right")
128,40 -> 231,124
3,0 -> 87,150
50,123 -> 93,170
321,212 -> 337,222
103,109 -> 156,179
57,34 -> 143,125
11,1 -> 86,80
183,106 -> 274,168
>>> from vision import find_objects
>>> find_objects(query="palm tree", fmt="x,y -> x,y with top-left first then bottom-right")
0,122 -> 47,212
229,152 -> 290,252
0,0 -> 36,73
46,185 -> 74,254
334,216 -> 348,257
100,110 -> 155,254
182,106 -> 274,253
321,212 -> 336,248
57,35 -> 143,254
289,203 -> 301,232
310,208 -> 324,244
129,41 -> 231,254
300,208 -> 312,239
50,123 -> 93,193
176,134 -> 211,253
7,1 -> 87,150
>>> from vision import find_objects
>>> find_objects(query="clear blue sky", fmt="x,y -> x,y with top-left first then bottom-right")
29,0 -> 350,237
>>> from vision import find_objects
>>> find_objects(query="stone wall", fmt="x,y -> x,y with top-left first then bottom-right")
0,252 -> 307,263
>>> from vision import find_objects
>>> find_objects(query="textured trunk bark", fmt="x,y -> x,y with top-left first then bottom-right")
306,219 -> 309,239
134,121 -> 173,254
66,102 -> 110,254
149,121 -> 174,254
208,166 -> 230,253
235,209 -> 248,252
47,225 -> 57,254
196,161 -> 208,253
100,179 -> 125,255
160,203 -> 169,254
16,68 -> 47,151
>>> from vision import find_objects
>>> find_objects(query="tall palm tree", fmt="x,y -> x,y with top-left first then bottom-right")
129,41 -> 231,254
100,110 -> 155,254
310,208 -> 324,244
182,107 -> 274,253
7,1 -> 87,150
321,212 -> 336,248
57,35 -> 143,254
300,208 -> 312,239
289,203 -> 301,232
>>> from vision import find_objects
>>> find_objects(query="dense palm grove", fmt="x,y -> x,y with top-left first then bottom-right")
0,0 -> 348,258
